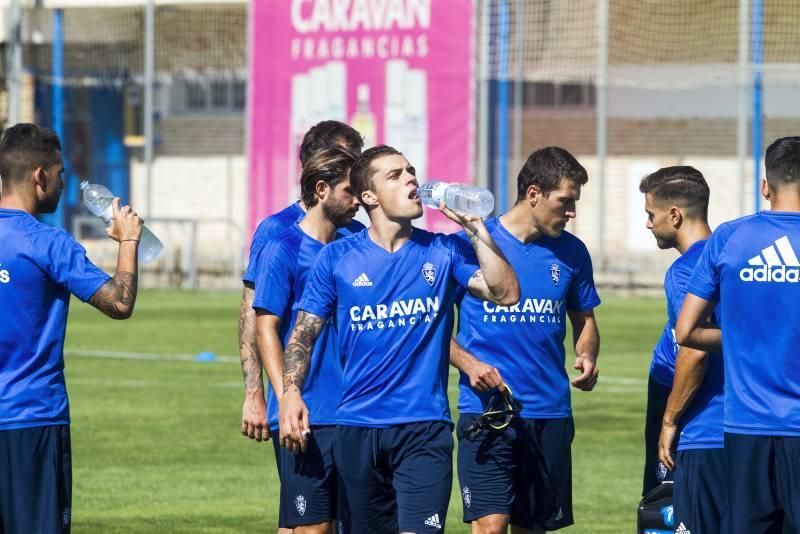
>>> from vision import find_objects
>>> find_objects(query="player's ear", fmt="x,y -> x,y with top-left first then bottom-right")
526,184 -> 542,208
32,166 -> 46,190
669,206 -> 683,228
315,180 -> 330,202
360,189 -> 378,208
761,178 -> 771,202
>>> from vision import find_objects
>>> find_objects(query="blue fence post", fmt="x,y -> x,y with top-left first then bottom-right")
752,0 -> 763,212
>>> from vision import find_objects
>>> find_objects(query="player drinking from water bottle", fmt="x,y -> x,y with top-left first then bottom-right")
279,145 -> 520,533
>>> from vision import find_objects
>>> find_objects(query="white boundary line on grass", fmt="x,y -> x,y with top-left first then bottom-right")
66,349 -> 648,387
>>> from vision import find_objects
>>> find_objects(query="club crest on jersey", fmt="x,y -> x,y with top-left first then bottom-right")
550,263 -> 560,285
422,262 -> 436,286
295,495 -> 307,516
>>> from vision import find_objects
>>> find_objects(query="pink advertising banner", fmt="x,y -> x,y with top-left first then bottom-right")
247,0 -> 475,237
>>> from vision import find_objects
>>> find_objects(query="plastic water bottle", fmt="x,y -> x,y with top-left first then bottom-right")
417,181 -> 495,218
80,181 -> 164,264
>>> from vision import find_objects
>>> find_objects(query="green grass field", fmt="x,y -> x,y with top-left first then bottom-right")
64,290 -> 666,532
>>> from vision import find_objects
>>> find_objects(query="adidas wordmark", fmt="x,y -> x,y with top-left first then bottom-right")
740,236 -> 800,283
352,273 -> 373,287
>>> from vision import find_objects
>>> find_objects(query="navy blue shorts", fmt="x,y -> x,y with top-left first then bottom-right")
456,415 -> 574,531
644,375 -> 673,496
334,421 -> 453,534
725,433 -> 800,533
270,426 -> 337,528
0,425 -> 72,534
673,448 -> 726,533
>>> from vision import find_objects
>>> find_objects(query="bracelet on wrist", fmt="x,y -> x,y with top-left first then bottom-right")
120,239 -> 140,244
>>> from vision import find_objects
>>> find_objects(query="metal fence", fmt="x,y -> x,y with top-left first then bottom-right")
477,0 -> 800,285
3,0 -> 800,288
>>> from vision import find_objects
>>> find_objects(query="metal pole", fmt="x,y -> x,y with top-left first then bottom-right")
596,0 -> 609,270
495,0 -> 510,214
477,0 -> 491,191
6,0 -> 22,125
513,0 -> 524,184
51,9 -> 65,229
751,0 -> 763,213
737,0 -> 750,216
144,0 -> 155,217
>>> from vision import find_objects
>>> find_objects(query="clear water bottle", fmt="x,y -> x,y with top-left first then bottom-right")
417,181 -> 495,218
80,181 -> 164,264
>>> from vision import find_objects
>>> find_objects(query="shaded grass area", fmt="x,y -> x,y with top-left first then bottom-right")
64,290 -> 664,532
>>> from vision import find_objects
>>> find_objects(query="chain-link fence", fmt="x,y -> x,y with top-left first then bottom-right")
3,0 -> 248,288
2,1 -> 799,288
479,0 -> 800,287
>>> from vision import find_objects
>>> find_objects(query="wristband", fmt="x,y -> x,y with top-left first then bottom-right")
121,239 -> 140,244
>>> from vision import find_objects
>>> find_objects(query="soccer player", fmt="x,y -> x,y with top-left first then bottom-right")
252,147 -> 359,534
0,123 -> 142,533
637,166 -> 725,532
450,147 -> 600,533
676,136 -> 800,533
239,120 -> 364,447
280,145 -> 520,533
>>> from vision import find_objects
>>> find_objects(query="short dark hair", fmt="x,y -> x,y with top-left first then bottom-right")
350,145 -> 402,206
299,121 -> 364,166
516,147 -> 588,201
639,166 -> 710,220
0,123 -> 62,187
300,146 -> 356,208
765,136 -> 800,186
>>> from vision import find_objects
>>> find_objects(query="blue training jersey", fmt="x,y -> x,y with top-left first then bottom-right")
0,208 -> 110,430
243,203 -> 365,285
298,228 -> 479,427
251,224 -> 343,430
688,212 -> 800,436
651,243 -> 706,389
455,218 -> 600,418
660,240 -> 724,451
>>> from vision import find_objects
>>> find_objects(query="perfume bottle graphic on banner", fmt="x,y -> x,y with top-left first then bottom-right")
289,62 -> 347,203
384,60 -> 428,184
350,84 -> 377,148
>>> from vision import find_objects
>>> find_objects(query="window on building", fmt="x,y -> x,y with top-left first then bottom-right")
174,75 -> 246,115
211,81 -> 229,109
522,81 -> 596,111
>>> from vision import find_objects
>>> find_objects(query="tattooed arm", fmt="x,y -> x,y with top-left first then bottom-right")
278,310 -> 325,453
282,311 -> 325,393
239,282 -> 269,441
89,268 -> 137,319
88,198 -> 140,320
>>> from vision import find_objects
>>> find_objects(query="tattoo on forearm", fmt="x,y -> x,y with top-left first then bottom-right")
282,311 -> 325,393
239,287 -> 262,392
89,271 -> 137,319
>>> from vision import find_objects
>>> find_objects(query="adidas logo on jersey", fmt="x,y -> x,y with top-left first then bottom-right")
739,236 -> 800,283
352,273 -> 373,287
424,513 -> 442,529
675,522 -> 691,534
